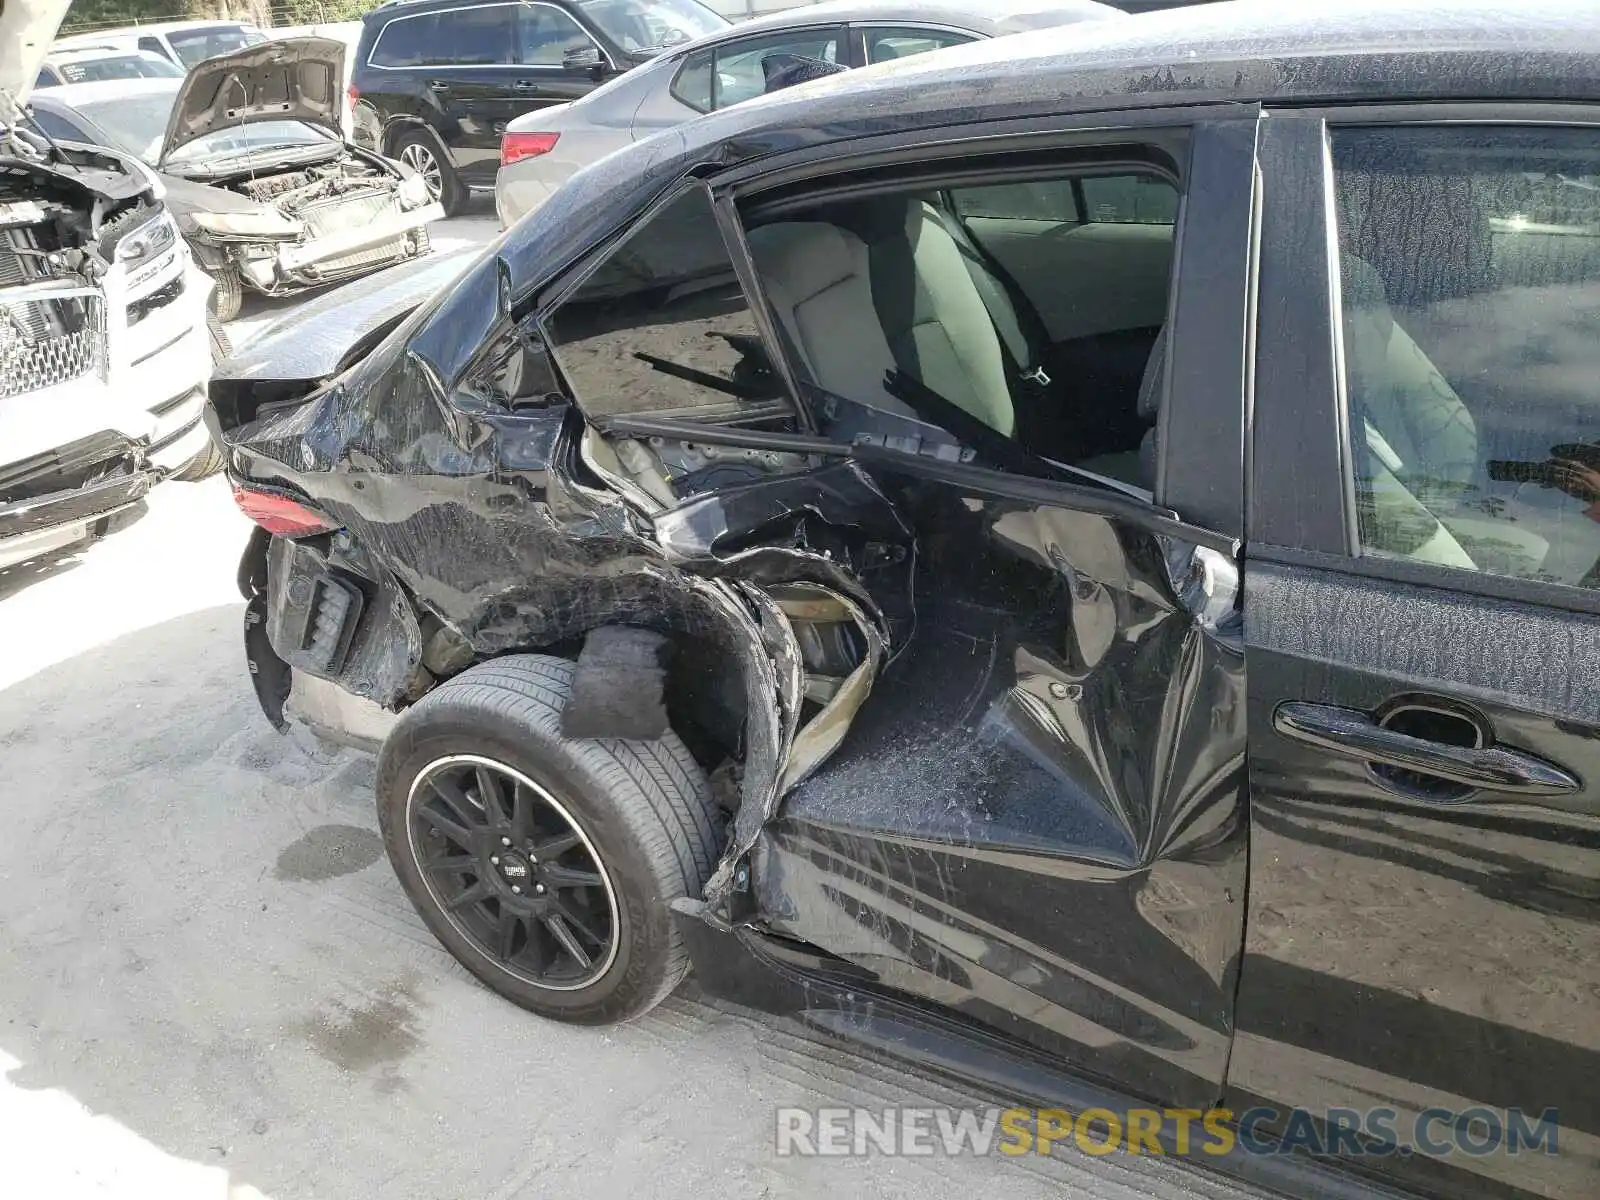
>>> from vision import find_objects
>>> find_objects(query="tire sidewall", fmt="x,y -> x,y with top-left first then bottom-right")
378,705 -> 683,1023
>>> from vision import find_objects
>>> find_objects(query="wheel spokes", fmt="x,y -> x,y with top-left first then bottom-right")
416,804 -> 472,849
411,757 -> 617,988
532,830 -> 582,860
550,896 -> 606,948
541,863 -> 603,890
542,914 -> 592,970
476,765 -> 509,826
430,775 -> 481,828
444,879 -> 490,908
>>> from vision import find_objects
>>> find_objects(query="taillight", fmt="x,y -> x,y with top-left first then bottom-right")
501,131 -> 559,167
232,484 -> 337,538
347,82 -> 360,108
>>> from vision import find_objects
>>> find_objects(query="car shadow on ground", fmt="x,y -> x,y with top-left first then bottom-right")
0,603 -> 1158,1200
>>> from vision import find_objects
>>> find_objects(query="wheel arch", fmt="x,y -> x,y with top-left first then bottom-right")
383,117 -> 457,167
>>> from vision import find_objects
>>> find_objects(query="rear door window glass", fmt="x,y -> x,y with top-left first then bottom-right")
1333,124 -> 1600,591
544,186 -> 790,421
862,27 -> 974,64
710,28 -> 842,110
438,4 -> 516,65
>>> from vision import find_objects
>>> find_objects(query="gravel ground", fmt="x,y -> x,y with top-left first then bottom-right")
0,211 -> 1256,1200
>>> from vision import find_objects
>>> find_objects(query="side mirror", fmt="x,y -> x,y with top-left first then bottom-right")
562,43 -> 603,71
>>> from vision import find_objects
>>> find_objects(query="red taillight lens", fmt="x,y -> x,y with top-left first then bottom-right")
232,484 -> 337,538
501,131 -> 559,167
347,82 -> 360,108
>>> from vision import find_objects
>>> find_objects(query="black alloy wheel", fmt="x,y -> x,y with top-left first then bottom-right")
408,754 -> 619,988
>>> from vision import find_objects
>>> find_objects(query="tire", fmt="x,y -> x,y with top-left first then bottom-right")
392,129 -> 467,218
376,654 -> 721,1023
171,317 -> 231,481
208,266 -> 243,323
208,313 -> 231,360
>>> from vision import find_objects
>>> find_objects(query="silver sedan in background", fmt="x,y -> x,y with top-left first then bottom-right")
494,0 -> 1123,226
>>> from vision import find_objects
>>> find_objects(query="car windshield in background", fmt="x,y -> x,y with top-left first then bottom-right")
56,54 -> 185,83
167,26 -> 268,68
74,92 -> 332,168
576,0 -> 725,55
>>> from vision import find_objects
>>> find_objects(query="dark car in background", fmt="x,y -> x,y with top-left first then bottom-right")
348,0 -> 730,214
210,2 -> 1600,1198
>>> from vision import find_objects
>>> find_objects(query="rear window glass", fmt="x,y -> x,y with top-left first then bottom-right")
167,26 -> 266,69
543,186 -> 790,422
55,55 -> 184,83
1334,124 -> 1600,592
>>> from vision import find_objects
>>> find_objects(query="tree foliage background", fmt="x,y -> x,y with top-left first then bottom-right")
62,0 -> 375,34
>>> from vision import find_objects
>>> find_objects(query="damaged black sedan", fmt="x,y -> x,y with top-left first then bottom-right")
209,3 -> 1600,1197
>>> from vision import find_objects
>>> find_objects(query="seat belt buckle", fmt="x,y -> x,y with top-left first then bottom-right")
1020,365 -> 1051,387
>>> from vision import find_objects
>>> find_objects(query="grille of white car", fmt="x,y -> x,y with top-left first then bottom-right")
0,290 -> 106,400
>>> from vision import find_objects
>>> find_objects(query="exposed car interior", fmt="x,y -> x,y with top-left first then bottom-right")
743,169 -> 1178,494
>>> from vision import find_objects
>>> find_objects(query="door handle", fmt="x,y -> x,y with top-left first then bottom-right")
512,79 -> 541,92
426,79 -> 451,91
1273,702 -> 1581,798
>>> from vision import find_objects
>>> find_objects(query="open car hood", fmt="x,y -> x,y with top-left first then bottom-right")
159,36 -> 345,166
0,0 -> 70,113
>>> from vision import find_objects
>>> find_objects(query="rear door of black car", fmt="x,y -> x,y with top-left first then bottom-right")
1233,109 -> 1600,1199
713,113 -> 1260,1110
402,1 -> 523,185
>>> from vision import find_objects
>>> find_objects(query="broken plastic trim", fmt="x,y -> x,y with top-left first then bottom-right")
597,412 -> 1238,556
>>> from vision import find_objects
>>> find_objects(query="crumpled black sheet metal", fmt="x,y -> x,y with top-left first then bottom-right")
749,486 -> 1247,1106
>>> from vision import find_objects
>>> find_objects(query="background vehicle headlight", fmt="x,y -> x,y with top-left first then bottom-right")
115,211 -> 179,264
397,171 -> 431,209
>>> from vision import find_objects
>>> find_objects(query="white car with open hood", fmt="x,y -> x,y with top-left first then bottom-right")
1,0 -> 218,571
27,37 -> 444,321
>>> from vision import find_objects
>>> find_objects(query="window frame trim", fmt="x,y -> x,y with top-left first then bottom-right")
1255,101 -> 1600,606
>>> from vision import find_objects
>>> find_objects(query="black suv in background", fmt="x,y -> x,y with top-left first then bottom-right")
349,0 -> 729,214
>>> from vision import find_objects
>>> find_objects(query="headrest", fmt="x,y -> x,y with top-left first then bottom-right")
746,221 -> 864,306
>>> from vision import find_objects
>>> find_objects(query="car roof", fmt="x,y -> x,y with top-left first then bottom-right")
32,76 -> 182,107
47,44 -> 162,60
685,0 -> 1124,43
57,20 -> 257,42
655,0 -> 1600,142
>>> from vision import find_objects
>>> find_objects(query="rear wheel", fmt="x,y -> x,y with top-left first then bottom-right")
376,655 -> 721,1023
393,130 -> 466,217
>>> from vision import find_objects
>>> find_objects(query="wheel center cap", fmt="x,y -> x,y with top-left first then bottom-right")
496,852 -> 533,885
